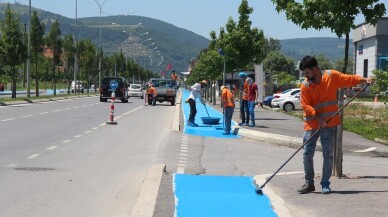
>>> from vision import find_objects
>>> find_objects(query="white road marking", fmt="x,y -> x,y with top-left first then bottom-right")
177,163 -> 186,167
46,146 -> 58,150
54,110 -> 61,112
65,108 -> 71,110
74,106 -> 79,109
63,140 -> 72,143
6,164 -> 18,168
179,153 -> 187,157
40,112 -> 48,115
84,131 -> 92,134
74,135 -> 83,138
2,118 -> 15,122
22,115 -> 33,118
177,167 -> 185,174
180,149 -> 188,153
92,127 -> 98,130
178,160 -> 187,164
99,123 -> 105,127
353,147 -> 377,153
27,154 -> 40,159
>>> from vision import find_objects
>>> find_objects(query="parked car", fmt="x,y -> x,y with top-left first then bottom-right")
271,93 -> 301,112
273,88 -> 300,99
128,84 -> 145,99
100,77 -> 129,103
263,95 -> 274,107
71,81 -> 84,93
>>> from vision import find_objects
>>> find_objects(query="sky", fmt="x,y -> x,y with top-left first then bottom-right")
1,0 -> 387,40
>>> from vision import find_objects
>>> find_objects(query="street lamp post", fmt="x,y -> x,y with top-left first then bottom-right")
218,48 -> 226,87
27,0 -> 31,97
74,0 -> 78,94
93,0 -> 108,91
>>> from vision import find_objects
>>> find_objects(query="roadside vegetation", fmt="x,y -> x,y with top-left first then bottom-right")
287,102 -> 388,143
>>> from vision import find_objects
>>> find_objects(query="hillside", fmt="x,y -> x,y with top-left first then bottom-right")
280,37 -> 354,62
1,3 -> 355,73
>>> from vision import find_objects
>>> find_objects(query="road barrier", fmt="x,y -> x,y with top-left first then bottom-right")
106,92 -> 117,125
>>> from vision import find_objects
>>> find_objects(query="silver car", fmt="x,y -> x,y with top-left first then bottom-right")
128,84 -> 145,99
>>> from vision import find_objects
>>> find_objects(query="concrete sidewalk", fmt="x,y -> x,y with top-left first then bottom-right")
206,97 -> 388,158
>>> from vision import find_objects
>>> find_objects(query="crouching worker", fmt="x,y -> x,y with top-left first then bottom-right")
186,80 -> 208,126
147,84 -> 157,106
221,85 -> 235,135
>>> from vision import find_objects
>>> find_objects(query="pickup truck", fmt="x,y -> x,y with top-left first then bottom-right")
147,78 -> 176,106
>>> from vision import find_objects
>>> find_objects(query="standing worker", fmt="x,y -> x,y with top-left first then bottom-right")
186,80 -> 208,126
147,83 -> 157,106
238,72 -> 250,126
247,79 -> 259,127
171,70 -> 178,89
221,85 -> 235,135
297,55 -> 374,194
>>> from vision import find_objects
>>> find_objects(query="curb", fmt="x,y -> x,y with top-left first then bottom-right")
0,94 -> 97,106
235,126 -> 388,157
130,164 -> 166,217
172,91 -> 182,132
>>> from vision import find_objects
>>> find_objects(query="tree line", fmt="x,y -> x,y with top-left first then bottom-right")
187,0 -> 387,99
0,4 -> 156,98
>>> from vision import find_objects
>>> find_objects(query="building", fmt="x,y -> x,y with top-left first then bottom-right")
353,17 -> 388,77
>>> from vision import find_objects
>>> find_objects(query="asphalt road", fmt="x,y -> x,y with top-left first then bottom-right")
0,96 -> 181,217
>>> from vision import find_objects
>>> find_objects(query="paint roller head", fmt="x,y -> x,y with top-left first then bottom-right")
255,187 -> 263,196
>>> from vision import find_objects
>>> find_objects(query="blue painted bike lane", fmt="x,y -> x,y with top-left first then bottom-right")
174,90 -> 277,217
181,90 -> 239,139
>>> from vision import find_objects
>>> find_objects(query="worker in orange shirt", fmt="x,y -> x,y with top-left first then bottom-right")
221,85 -> 235,135
171,70 -> 178,89
238,72 -> 250,126
297,56 -> 374,195
147,83 -> 157,106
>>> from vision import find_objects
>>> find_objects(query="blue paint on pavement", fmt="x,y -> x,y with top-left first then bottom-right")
182,90 -> 239,138
174,174 -> 277,217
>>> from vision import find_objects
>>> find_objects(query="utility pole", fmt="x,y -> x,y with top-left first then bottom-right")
93,0 -> 108,91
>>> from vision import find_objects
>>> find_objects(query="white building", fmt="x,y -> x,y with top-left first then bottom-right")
353,17 -> 388,77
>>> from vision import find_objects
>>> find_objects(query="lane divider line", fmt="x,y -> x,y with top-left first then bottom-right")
46,146 -> 58,150
63,140 -> 72,143
353,147 -> 377,153
22,115 -> 33,118
6,164 -> 18,168
74,135 -> 83,138
2,118 -> 15,122
27,154 -> 40,159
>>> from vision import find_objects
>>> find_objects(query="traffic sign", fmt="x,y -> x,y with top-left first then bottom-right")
110,80 -> 118,90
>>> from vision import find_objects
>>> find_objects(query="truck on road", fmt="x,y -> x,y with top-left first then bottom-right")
148,78 -> 176,106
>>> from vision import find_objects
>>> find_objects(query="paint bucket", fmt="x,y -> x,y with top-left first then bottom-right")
201,117 -> 221,125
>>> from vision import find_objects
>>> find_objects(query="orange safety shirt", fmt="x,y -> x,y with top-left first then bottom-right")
222,88 -> 235,108
147,87 -> 157,96
301,70 -> 364,131
242,80 -> 249,100
171,73 -> 177,81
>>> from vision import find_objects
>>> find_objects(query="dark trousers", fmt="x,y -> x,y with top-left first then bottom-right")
224,106 -> 234,132
240,99 -> 249,124
188,98 -> 197,123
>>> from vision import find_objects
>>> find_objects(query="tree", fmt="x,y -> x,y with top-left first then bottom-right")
213,0 -> 267,72
315,54 -> 333,70
62,34 -> 75,94
265,37 -> 282,54
46,20 -> 62,96
263,51 -> 295,74
371,69 -> 388,97
271,0 -> 385,73
78,39 -> 96,93
30,10 -> 45,96
0,4 -> 27,98
334,57 -> 353,74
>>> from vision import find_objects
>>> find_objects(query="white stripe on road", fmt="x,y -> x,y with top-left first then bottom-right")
63,140 -> 72,143
353,147 -> 377,153
22,114 -> 33,118
177,167 -> 185,174
40,112 -> 48,115
27,154 -> 40,159
54,110 -> 61,112
84,131 -> 92,134
74,135 -> 83,138
92,127 -> 98,130
46,146 -> 58,150
2,118 -> 15,122
6,164 -> 18,168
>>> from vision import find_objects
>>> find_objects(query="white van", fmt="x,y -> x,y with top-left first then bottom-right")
71,81 -> 84,93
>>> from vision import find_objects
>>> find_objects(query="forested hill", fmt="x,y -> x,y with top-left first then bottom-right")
1,3 -> 354,72
280,37 -> 355,62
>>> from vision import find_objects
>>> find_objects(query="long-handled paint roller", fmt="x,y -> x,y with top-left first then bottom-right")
255,83 -> 371,195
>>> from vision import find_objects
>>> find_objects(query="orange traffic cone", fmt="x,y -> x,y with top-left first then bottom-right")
374,95 -> 378,103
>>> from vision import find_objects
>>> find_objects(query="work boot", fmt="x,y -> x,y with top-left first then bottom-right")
322,186 -> 331,194
297,183 -> 315,194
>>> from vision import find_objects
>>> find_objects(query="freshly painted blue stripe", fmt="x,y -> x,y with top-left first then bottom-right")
182,90 -> 239,139
174,174 -> 277,217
